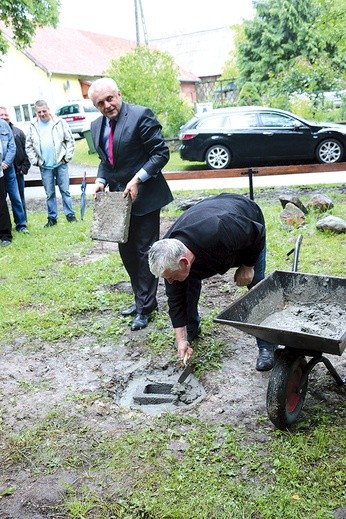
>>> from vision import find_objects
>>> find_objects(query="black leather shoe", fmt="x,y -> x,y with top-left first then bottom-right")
121,304 -> 137,317
131,313 -> 150,331
256,348 -> 274,371
187,326 -> 201,343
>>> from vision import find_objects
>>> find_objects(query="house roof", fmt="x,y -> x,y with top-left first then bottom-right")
150,27 -> 234,78
1,24 -> 198,82
20,26 -> 136,77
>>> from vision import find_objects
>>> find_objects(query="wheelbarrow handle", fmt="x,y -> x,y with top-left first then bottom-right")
292,234 -> 303,272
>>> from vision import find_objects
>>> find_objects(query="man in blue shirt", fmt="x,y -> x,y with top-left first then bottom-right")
25,100 -> 76,227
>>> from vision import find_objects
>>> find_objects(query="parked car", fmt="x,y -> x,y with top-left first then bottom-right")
179,106 -> 346,169
55,100 -> 100,137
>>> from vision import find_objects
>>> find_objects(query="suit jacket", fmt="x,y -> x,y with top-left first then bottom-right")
90,101 -> 173,216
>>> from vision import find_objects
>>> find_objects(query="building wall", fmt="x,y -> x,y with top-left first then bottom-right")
180,82 -> 197,104
0,43 -> 87,131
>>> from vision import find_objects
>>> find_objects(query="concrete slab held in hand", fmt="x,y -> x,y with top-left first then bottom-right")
91,191 -> 132,243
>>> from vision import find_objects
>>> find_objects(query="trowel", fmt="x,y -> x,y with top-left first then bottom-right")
171,355 -> 193,394
176,361 -> 193,384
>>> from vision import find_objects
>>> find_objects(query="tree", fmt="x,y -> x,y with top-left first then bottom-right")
0,0 -> 60,58
237,82 -> 261,106
106,46 -> 194,137
236,0 -> 346,97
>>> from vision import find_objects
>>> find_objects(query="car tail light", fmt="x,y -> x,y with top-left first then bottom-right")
179,131 -> 197,141
64,115 -> 86,122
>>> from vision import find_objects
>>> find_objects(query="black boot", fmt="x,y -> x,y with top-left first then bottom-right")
256,348 -> 274,371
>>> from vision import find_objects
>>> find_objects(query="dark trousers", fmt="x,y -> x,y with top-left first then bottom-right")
119,209 -> 160,315
0,176 -> 12,241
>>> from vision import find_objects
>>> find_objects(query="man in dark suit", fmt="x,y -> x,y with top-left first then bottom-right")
148,193 -> 277,371
88,77 -> 173,331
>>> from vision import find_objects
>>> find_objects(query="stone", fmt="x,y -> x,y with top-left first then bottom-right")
306,193 -> 334,212
91,191 -> 132,243
316,215 -> 346,233
280,202 -> 306,227
279,194 -> 308,214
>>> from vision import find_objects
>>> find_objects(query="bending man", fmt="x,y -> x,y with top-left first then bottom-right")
148,193 -> 276,371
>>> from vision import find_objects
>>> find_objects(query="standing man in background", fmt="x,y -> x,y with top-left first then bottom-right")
0,106 -> 31,219
0,117 -> 28,234
25,99 -> 77,228
88,77 -> 173,331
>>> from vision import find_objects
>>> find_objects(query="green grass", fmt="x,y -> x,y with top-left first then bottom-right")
1,188 -> 345,518
3,409 -> 346,518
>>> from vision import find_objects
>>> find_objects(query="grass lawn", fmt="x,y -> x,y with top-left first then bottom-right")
0,186 -> 345,517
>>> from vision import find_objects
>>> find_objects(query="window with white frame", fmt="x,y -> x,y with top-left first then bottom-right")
14,104 -> 35,123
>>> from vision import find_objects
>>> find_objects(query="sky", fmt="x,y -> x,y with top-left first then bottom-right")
58,0 -> 255,41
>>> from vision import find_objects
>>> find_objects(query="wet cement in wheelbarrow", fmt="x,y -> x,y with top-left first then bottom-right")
260,301 -> 345,339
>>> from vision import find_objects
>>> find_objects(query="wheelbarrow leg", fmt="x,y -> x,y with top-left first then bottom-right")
319,356 -> 346,386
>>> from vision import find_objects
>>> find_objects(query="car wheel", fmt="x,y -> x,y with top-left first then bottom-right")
206,145 -> 231,170
316,139 -> 343,163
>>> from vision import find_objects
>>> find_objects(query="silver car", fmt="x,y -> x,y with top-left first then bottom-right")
55,100 -> 99,137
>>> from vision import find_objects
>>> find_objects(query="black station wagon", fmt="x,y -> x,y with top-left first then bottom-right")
179,106 -> 346,170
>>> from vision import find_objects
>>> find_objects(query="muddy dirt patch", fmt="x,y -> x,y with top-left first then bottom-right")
1,194 -> 345,518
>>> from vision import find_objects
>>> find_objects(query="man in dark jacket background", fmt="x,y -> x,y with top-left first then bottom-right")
149,193 -> 276,371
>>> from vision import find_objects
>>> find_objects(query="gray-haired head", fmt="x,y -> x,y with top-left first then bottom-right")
34,99 -> 49,109
148,239 -> 187,278
88,77 -> 119,101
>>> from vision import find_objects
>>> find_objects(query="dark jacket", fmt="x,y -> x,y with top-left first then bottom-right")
10,123 -> 31,175
90,101 -> 173,216
164,193 -> 266,327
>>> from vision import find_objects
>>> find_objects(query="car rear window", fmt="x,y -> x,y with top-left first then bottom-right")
57,104 -> 78,116
197,115 -> 226,129
83,104 -> 99,113
229,112 -> 258,129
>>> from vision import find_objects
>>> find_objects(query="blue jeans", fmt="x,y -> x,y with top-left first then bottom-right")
248,245 -> 276,352
40,164 -> 75,220
4,165 -> 27,231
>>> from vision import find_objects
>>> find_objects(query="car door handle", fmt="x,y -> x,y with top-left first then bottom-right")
262,131 -> 274,135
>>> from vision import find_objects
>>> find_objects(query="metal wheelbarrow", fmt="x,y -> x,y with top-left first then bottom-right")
214,238 -> 346,429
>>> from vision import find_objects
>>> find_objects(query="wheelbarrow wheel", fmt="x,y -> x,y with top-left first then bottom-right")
266,351 -> 308,429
